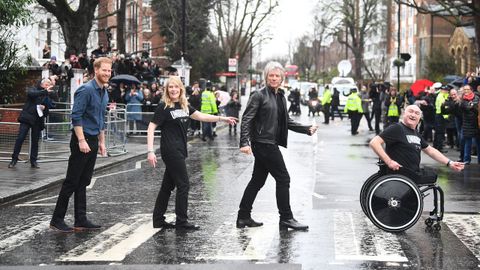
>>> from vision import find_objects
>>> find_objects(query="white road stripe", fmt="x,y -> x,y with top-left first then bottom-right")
334,211 -> 408,262
292,186 -> 326,200
444,214 -> 480,262
58,213 -> 171,262
0,216 -> 50,255
15,203 -> 56,207
196,213 -> 277,261
87,168 -> 140,189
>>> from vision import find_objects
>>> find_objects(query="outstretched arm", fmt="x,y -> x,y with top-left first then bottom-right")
190,111 -> 237,125
423,145 -> 464,171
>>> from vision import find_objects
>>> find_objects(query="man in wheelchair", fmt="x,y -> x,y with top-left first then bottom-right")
370,105 -> 464,175
364,105 -> 464,232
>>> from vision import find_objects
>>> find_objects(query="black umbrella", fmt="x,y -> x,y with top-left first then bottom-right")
110,74 -> 141,85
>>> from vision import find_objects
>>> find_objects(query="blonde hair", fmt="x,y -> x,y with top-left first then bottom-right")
163,76 -> 189,112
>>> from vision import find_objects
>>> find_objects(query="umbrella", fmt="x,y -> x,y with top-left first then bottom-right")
410,79 -> 434,97
110,74 -> 141,85
443,75 -> 463,83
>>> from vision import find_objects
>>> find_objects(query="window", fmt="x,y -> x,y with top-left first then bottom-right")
143,0 -> 151,6
143,16 -> 152,32
143,41 -> 151,52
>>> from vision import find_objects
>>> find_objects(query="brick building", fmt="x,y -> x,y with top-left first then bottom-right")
97,0 -> 167,63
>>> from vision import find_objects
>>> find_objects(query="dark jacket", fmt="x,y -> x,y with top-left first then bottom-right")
17,87 -> 51,130
240,87 -> 311,148
460,95 -> 479,137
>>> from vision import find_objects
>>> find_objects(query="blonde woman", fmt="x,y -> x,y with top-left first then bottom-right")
146,76 -> 237,230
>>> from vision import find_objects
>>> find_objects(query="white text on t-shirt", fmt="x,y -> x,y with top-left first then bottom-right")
170,109 -> 189,119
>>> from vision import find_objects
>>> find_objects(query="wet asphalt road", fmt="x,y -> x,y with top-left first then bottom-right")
0,106 -> 479,270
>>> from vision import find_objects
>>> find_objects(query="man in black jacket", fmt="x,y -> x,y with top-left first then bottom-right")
236,61 -> 318,231
8,78 -> 54,168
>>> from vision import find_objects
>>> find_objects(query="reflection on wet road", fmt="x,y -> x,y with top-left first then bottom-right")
0,109 -> 479,270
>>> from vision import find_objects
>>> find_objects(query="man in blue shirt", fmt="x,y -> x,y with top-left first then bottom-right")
50,57 -> 112,233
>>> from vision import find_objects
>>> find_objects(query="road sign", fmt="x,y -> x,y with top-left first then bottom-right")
228,58 -> 237,72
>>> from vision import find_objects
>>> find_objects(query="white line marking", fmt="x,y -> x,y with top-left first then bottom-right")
444,214 -> 480,262
15,203 -> 56,207
0,216 -> 50,255
196,213 -> 277,261
292,186 -> 326,200
87,168 -> 140,189
59,213 -> 169,262
135,160 -> 142,169
334,211 -> 408,263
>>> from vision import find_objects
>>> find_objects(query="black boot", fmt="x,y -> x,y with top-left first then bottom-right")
236,217 -> 263,228
8,158 -> 17,168
279,218 -> 309,231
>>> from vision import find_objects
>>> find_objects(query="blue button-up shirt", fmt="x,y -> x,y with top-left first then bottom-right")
71,80 -> 109,136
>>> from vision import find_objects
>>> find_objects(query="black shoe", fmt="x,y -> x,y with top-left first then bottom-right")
175,221 -> 200,230
212,132 -> 217,137
50,220 -> 74,233
153,220 -> 175,229
8,159 -> 17,168
236,218 -> 263,228
31,161 -> 39,168
74,219 -> 101,231
201,137 -> 207,141
279,219 -> 309,231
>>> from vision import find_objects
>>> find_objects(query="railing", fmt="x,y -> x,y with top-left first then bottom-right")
0,102 -> 130,163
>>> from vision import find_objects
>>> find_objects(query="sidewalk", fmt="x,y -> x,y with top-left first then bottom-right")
0,138 -> 148,205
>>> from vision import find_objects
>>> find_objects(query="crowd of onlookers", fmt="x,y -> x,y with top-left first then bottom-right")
40,45 -> 244,136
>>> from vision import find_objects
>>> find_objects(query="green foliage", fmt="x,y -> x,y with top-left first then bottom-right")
0,31 -> 27,104
393,58 -> 405,67
0,0 -> 33,27
425,46 -> 456,82
151,0 -> 223,81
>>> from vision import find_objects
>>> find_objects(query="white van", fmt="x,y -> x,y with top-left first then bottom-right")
329,76 -> 358,111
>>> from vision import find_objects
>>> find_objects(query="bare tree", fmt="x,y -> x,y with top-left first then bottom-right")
212,0 -> 278,67
293,35 -> 314,79
311,6 -> 335,74
36,0 -> 99,58
321,0 -> 381,80
394,0 -> 480,62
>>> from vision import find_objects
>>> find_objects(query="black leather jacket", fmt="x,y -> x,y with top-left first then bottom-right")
240,87 -> 311,148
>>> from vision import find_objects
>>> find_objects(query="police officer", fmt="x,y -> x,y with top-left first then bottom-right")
433,85 -> 450,153
321,85 -> 332,124
344,88 -> 363,135
384,87 -> 403,128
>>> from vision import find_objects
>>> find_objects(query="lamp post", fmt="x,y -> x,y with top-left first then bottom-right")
397,2 -> 401,91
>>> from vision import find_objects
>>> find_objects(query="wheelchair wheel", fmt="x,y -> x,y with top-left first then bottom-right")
360,172 -> 381,216
366,174 -> 423,232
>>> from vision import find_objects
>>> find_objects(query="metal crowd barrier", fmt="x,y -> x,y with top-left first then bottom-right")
0,102 -> 129,163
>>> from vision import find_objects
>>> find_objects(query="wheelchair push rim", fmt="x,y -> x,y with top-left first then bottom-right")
367,175 -> 423,232
360,172 -> 380,216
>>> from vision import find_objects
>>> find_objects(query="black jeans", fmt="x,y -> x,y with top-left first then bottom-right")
323,103 -> 331,124
349,111 -> 362,134
51,132 -> 98,224
153,157 -> 190,224
12,122 -> 42,163
372,109 -> 382,134
238,142 -> 293,221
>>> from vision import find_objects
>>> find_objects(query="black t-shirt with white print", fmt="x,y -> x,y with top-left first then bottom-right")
151,102 -> 196,159
379,122 -> 428,172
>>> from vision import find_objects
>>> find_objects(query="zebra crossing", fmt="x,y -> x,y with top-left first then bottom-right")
0,211 -> 479,266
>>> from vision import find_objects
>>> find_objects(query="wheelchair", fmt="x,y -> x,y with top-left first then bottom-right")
360,161 -> 444,233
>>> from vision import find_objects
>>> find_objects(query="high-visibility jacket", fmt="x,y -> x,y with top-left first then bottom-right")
321,89 -> 332,105
344,92 -> 363,113
387,97 -> 399,117
200,90 -> 218,114
435,91 -> 450,119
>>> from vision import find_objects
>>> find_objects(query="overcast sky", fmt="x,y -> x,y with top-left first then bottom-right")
259,0 -> 317,61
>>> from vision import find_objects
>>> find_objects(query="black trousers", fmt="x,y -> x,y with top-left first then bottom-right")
238,142 -> 293,220
434,115 -> 446,150
153,157 -> 189,224
12,122 -> 42,163
372,109 -> 382,135
51,132 -> 98,224
349,111 -> 362,134
361,111 -> 373,130
323,103 -> 331,124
